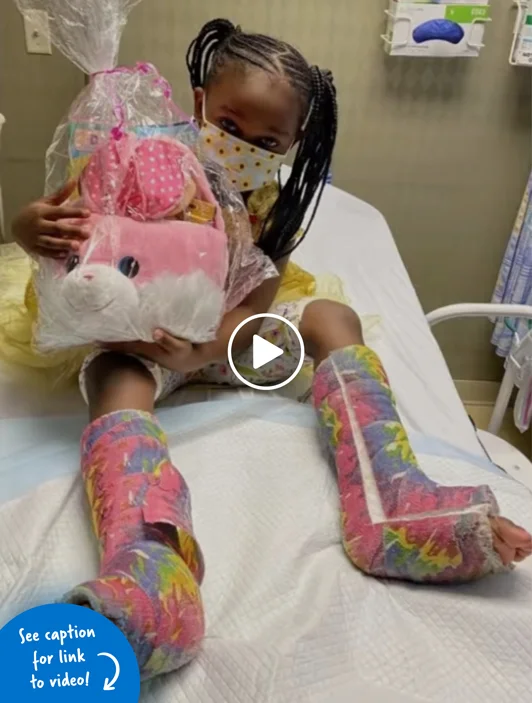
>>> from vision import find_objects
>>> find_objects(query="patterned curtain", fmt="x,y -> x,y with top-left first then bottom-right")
492,172 -> 532,357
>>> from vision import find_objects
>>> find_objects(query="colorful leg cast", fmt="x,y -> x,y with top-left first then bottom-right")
313,345 -> 505,583
62,410 -> 205,679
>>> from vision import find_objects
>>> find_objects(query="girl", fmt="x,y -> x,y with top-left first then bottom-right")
8,19 -> 532,680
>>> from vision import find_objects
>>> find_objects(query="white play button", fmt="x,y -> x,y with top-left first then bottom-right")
252,334 -> 284,370
227,313 -> 305,391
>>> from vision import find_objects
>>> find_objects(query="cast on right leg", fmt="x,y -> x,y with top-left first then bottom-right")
64,354 -> 204,680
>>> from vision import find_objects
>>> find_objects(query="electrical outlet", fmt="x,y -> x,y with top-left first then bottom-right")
23,10 -> 52,55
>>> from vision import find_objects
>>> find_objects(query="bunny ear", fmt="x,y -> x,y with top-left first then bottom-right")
132,138 -> 224,228
79,136 -> 135,215
133,138 -> 187,219
80,135 -> 225,228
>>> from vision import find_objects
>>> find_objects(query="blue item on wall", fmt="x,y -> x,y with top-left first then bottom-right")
413,19 -> 465,45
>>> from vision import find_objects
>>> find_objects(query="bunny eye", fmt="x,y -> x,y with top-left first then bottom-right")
118,256 -> 140,279
66,255 -> 80,273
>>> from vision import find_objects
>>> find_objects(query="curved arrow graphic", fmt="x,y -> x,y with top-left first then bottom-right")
98,652 -> 120,691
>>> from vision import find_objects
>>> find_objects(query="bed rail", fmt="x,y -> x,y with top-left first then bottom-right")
426,303 -> 532,436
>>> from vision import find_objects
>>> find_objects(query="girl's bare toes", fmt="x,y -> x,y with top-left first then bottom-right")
490,517 -> 532,565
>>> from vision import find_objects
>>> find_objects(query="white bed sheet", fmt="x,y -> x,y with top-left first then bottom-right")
0,182 -> 481,458
0,400 -> 531,703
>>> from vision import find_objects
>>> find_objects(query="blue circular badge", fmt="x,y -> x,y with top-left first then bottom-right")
0,603 -> 140,701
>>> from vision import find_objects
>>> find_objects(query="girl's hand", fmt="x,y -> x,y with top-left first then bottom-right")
13,181 -> 90,259
106,330 -> 210,374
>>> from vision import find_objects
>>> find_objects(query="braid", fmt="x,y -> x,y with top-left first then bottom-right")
263,67 -> 337,259
187,19 -> 338,260
186,19 -> 236,89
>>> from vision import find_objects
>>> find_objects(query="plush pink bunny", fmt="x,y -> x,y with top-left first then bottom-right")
33,135 -> 230,351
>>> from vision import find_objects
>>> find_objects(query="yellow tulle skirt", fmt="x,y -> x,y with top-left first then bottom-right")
0,244 -> 349,387
0,244 -> 88,386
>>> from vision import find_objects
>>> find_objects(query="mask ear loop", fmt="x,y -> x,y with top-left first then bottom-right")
201,98 -> 209,128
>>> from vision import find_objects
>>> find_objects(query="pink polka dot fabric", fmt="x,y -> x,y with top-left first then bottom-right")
79,135 -> 220,223
134,139 -> 186,219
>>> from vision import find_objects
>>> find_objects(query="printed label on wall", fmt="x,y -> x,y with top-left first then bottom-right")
445,6 -> 490,23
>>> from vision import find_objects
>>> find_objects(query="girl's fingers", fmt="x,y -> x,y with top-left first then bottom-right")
38,219 -> 88,241
55,220 -> 91,239
34,246 -> 68,260
41,204 -> 91,222
153,330 -> 191,354
37,235 -> 78,251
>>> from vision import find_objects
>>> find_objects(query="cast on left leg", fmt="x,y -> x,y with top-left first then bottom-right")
197,296 -> 531,581
299,300 -> 532,582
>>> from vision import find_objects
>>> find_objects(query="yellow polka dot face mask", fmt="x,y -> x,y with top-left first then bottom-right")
197,107 -> 289,192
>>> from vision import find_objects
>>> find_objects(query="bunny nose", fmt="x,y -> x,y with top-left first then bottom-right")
63,263 -> 139,314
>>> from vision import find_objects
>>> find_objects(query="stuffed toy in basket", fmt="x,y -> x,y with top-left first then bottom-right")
34,134 -> 231,350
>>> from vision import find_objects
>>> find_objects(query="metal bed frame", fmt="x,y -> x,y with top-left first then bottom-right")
427,303 -> 532,437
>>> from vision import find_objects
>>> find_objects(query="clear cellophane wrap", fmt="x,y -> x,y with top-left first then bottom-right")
13,0 -> 277,351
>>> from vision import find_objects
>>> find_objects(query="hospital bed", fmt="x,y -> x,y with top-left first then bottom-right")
0,181 -> 531,702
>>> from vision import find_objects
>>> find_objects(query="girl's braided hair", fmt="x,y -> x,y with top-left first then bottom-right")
187,19 -> 338,260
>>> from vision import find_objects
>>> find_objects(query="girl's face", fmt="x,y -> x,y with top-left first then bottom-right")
194,66 -> 303,155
